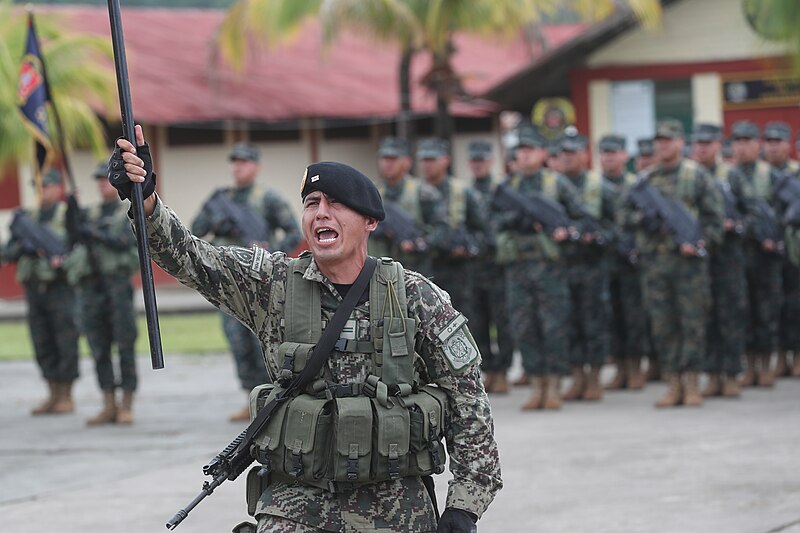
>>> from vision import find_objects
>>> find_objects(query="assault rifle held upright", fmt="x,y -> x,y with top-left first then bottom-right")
492,182 -> 578,239
627,179 -> 707,257
372,201 -> 428,252
717,180 -> 745,236
750,198 -> 784,254
9,210 -> 69,259
202,189 -> 270,246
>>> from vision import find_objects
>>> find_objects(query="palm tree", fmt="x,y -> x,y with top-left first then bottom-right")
216,0 -> 661,141
0,2 -> 116,179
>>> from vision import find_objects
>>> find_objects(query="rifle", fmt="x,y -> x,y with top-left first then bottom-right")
492,182 -> 578,239
449,225 -> 480,257
717,181 -> 745,236
203,189 -> 270,246
750,198 -> 784,255
9,210 -> 68,259
616,232 -> 639,265
371,201 -> 427,252
627,179 -> 707,257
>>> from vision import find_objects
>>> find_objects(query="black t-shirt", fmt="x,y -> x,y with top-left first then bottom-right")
332,282 -> 370,305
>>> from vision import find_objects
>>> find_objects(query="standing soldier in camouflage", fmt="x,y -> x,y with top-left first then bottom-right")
494,127 -> 587,410
418,137 -> 489,322
112,126 -> 502,533
67,164 -> 141,424
599,134 -> 647,391
732,121 -> 783,388
619,119 -> 724,408
467,140 -> 514,394
635,138 -> 656,172
558,132 -> 616,402
2,169 -> 80,415
762,122 -> 800,378
692,124 -> 752,398
369,136 -> 448,276
191,143 -> 302,421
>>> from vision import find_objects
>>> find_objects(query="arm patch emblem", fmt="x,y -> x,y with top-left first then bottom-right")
437,314 -> 479,372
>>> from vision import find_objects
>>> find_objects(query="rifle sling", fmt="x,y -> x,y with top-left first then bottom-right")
235,256 -> 379,455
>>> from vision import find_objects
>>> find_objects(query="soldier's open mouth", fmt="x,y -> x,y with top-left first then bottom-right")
316,228 -> 339,243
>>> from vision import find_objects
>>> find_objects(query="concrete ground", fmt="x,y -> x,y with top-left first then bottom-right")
1,354 -> 799,533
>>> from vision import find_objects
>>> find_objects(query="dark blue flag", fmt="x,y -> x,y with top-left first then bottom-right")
18,13 -> 54,191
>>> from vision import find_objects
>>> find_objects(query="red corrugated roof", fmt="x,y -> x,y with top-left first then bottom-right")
37,6 -> 586,124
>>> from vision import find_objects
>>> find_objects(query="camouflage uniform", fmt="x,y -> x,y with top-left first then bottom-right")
142,198 -> 502,532
772,160 -> 800,359
67,199 -> 140,392
192,183 -> 301,391
369,176 -> 448,276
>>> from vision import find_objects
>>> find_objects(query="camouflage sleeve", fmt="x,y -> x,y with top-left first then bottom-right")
404,270 -> 502,518
141,196 -> 277,329
98,208 -> 137,251
263,191 -> 302,252
696,170 -> 725,245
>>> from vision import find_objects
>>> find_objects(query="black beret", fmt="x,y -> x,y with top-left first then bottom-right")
301,161 -> 385,221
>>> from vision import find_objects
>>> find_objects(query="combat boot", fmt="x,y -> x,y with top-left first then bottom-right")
31,381 -> 58,415
582,365 -> 603,401
739,354 -> 757,387
645,358 -> 661,382
682,372 -> 703,407
492,373 -> 510,394
543,375 -> 562,410
51,382 -> 75,414
86,391 -> 118,426
229,404 -> 251,422
562,367 -> 585,401
757,354 -> 775,387
513,373 -> 530,387
116,391 -> 134,424
604,360 -> 627,390
721,376 -> 741,398
626,358 -> 645,390
792,352 -> 800,377
701,374 -> 722,397
655,374 -> 682,408
774,351 -> 789,378
521,376 -> 545,410
482,372 -> 497,393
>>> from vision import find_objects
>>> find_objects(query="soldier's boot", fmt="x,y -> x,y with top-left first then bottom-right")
521,376 -> 546,411
86,391 -> 118,426
116,391 -> 134,424
604,360 -> 627,390
582,365 -> 603,401
721,375 -> 741,398
513,373 -> 530,387
757,354 -> 775,387
655,374 -> 682,408
543,375 -> 562,410
482,372 -> 497,393
562,367 -> 585,401
774,351 -> 789,378
229,404 -> 251,422
645,358 -> 661,382
701,374 -> 722,398
739,354 -> 757,387
792,352 -> 800,377
492,373 -> 510,394
51,382 -> 75,414
31,381 -> 59,416
682,372 -> 703,407
626,358 -> 646,390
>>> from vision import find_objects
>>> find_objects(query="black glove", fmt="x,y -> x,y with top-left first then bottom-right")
437,508 -> 477,533
108,140 -> 157,201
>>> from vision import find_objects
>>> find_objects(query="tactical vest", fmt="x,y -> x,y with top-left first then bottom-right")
248,255 -> 448,492
377,178 -> 424,224
752,160 -> 773,200
576,171 -> 603,219
496,170 -> 560,262
675,159 -> 703,218
445,178 -> 467,228
15,203 -> 69,284
212,185 -> 266,247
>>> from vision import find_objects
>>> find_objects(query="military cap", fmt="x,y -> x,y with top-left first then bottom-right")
417,138 -> 449,159
731,120 -> 760,140
655,119 -> 685,139
92,162 -> 109,179
40,168 -> 62,186
516,127 -> 546,148
637,138 -> 654,157
598,134 -> 626,152
228,142 -> 261,162
377,137 -> 410,158
559,133 -> 588,152
692,123 -> 722,143
763,121 -> 792,141
300,161 -> 385,221
468,140 -> 493,161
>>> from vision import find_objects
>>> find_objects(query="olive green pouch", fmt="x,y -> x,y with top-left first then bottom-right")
245,466 -> 267,516
372,399 -> 410,481
332,397 -> 373,483
249,384 -> 289,477
282,394 -> 332,481
274,342 -> 318,382
407,385 -> 448,476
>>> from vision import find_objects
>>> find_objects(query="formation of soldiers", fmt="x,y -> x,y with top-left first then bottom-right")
369,118 -> 800,411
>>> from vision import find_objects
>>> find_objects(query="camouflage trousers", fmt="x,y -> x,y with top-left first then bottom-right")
608,260 -> 647,361
78,275 -> 138,391
472,259 -> 514,372
706,241 -> 746,376
221,312 -> 269,391
744,248 -> 783,354
431,259 -> 474,322
779,260 -> 800,351
505,259 -> 569,376
24,280 -> 80,383
640,254 -> 710,375
566,259 -> 610,368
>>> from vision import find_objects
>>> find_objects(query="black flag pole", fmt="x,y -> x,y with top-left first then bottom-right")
106,0 -> 164,370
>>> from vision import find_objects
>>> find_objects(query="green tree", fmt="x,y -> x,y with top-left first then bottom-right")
0,1 -> 116,178
743,0 -> 800,66
216,0 -> 661,141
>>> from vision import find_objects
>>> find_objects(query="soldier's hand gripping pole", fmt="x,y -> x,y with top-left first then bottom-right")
106,0 -> 164,369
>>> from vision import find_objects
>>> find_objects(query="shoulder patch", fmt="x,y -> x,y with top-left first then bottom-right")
438,313 -> 479,372
230,246 -> 254,267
